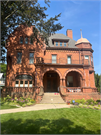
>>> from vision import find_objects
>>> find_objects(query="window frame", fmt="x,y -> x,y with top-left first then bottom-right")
60,42 -> 62,47
52,54 -> 57,64
30,37 -> 33,44
19,36 -> 23,44
67,55 -> 71,64
29,52 -> 34,64
15,79 -> 33,87
64,42 -> 66,47
55,42 -> 58,46
17,52 -> 22,64
25,37 -> 28,44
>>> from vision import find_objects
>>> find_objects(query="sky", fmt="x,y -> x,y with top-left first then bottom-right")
39,0 -> 101,75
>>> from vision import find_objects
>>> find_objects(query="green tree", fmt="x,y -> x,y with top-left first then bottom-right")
1,0 -> 63,62
0,63 -> 7,77
94,73 -> 101,92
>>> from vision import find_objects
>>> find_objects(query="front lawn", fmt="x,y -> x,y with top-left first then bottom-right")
1,108 -> 100,134
0,102 -> 19,110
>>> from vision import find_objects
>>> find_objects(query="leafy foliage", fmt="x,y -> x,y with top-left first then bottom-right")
0,63 -> 7,76
1,0 -> 63,62
94,73 -> 101,92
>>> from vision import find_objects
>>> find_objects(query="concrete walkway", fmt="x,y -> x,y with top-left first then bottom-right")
0,104 -> 73,114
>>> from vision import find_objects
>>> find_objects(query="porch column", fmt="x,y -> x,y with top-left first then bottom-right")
62,79 -> 65,86
60,79 -> 62,86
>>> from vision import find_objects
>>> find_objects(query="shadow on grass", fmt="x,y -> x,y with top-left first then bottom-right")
1,118 -> 100,134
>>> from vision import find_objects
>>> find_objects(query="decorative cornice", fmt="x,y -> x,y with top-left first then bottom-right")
46,47 -> 94,53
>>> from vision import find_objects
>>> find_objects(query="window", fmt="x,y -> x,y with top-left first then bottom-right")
56,42 -> 58,46
30,37 -> 33,44
17,52 -> 22,64
60,42 -> 62,46
29,52 -> 34,64
67,56 -> 71,64
29,81 -> 32,87
20,36 -> 23,44
15,81 -> 19,87
20,81 -> 23,87
85,55 -> 89,59
52,55 -> 57,64
64,43 -> 66,47
25,81 -> 28,87
25,37 -> 28,44
15,75 -> 33,87
91,56 -> 93,66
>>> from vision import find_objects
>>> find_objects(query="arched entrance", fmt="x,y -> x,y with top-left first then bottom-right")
43,71 -> 60,92
65,71 -> 83,87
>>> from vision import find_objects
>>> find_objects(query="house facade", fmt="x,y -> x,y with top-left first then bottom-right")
2,24 -> 100,102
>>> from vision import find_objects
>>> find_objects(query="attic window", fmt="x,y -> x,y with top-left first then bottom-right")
60,42 -> 62,46
64,43 -> 66,47
56,42 -> 58,46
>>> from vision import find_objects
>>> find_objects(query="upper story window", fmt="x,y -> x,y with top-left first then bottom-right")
64,42 -> 66,47
30,37 -> 33,44
25,37 -> 28,44
67,56 -> 71,64
52,55 -> 57,64
91,56 -> 93,66
56,42 -> 58,46
17,52 -> 22,64
85,55 -> 89,59
60,42 -> 62,46
20,36 -> 23,44
29,52 -> 34,64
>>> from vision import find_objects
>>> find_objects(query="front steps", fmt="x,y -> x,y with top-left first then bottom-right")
40,92 -> 66,104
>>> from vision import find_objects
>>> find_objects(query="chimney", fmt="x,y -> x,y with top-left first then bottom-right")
66,29 -> 73,39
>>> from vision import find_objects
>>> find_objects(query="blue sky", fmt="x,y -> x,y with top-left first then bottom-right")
39,0 -> 101,75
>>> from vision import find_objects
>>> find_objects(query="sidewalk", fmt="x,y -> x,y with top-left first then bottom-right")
0,104 -> 73,114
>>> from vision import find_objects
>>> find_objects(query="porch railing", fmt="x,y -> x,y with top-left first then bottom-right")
64,87 -> 82,93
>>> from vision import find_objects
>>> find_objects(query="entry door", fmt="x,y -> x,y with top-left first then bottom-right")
47,78 -> 57,92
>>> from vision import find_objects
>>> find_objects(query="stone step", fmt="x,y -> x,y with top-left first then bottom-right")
40,92 -> 65,104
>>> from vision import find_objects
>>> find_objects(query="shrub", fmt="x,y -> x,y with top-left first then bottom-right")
22,104 -> 27,107
89,105 -> 94,109
4,95 -> 11,102
75,99 -> 81,104
86,98 -> 95,105
79,104 -> 83,108
94,106 -> 100,110
83,105 -> 88,108
27,102 -> 32,106
30,99 -> 36,103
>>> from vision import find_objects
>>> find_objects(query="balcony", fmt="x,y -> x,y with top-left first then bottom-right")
35,57 -> 90,65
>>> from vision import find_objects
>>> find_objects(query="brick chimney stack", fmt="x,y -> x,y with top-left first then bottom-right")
66,29 -> 73,39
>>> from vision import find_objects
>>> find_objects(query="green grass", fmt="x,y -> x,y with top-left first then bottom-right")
1,108 -> 100,134
0,102 -> 19,110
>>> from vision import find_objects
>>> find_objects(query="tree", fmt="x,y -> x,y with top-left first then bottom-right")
94,73 -> 101,92
1,0 -> 63,62
0,63 -> 7,77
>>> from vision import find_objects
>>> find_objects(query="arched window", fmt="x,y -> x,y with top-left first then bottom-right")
15,75 -> 33,87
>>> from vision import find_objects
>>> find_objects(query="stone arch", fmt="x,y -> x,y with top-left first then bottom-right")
42,68 -> 62,79
64,68 -> 84,80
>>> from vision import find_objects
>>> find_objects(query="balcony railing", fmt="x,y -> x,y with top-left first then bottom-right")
35,57 -> 86,65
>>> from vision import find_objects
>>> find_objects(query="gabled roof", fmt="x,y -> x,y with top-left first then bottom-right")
47,33 -> 77,48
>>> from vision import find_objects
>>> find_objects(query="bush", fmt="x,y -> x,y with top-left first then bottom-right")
22,104 -> 27,107
86,98 -> 95,105
4,95 -> 11,102
89,105 -> 94,109
79,104 -> 83,108
27,102 -> 32,106
94,106 -> 100,110
83,105 -> 87,108
30,99 -> 36,103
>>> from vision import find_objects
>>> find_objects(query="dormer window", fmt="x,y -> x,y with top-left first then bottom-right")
25,37 -> 28,44
20,36 -> 23,44
64,42 -> 66,47
56,42 -> 58,46
60,42 -> 62,46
